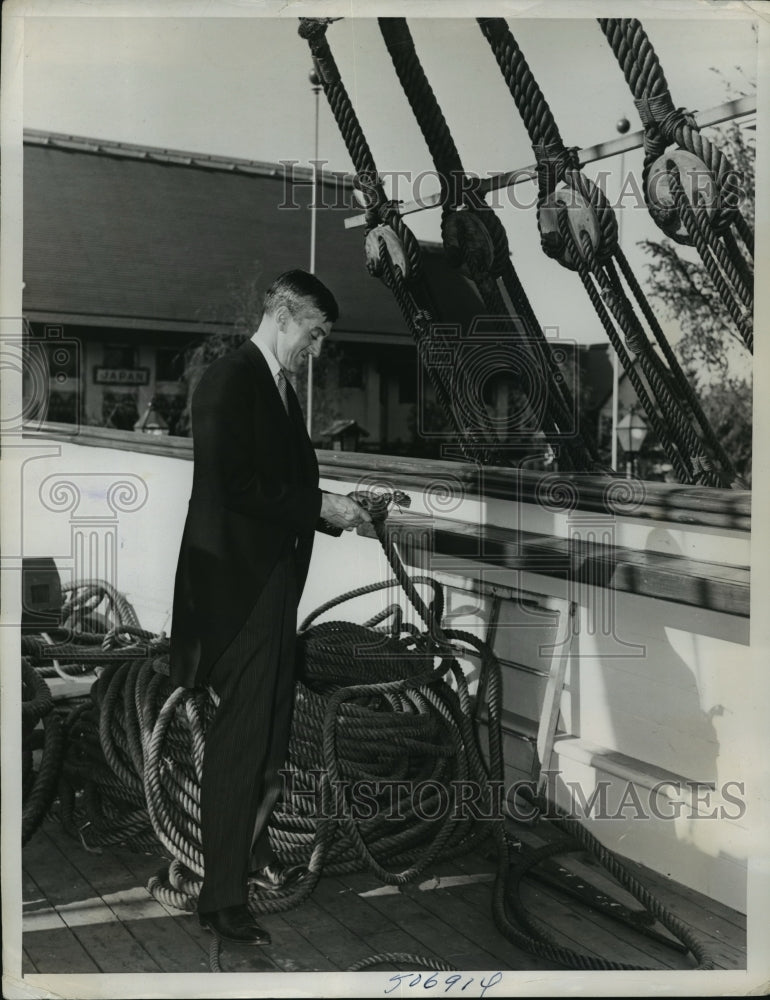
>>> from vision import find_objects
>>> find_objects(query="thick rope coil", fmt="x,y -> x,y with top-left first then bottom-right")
22,660 -> 64,844
348,953 -> 459,972
37,540 -> 715,971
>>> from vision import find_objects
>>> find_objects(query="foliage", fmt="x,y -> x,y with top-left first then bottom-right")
176,263 -> 264,434
293,339 -> 344,443
695,376 -> 753,483
638,114 -> 754,483
176,262 -> 344,441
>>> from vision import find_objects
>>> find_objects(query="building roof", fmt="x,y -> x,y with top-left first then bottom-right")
23,130 -> 483,340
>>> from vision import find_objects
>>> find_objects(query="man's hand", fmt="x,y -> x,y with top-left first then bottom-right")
320,492 -> 373,531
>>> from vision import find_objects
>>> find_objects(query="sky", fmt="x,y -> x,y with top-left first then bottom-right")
15,4 -> 761,348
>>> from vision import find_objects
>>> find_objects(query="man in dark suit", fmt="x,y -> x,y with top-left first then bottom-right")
170,270 -> 370,945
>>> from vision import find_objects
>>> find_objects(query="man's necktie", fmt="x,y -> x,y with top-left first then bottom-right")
276,369 -> 290,414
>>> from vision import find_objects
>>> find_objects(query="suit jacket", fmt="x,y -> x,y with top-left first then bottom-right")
169,340 -> 322,688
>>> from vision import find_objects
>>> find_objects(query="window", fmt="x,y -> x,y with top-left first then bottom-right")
103,345 -> 136,368
397,365 -> 416,404
47,391 -> 78,424
156,348 -> 185,382
339,355 -> 364,390
102,391 -> 139,430
152,393 -> 188,436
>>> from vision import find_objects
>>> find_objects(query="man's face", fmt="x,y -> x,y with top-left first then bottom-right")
276,304 -> 332,374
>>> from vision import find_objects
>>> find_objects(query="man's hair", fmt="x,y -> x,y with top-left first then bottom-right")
263,270 -> 339,324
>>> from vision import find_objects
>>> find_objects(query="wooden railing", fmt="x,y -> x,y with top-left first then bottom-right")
28,421 -> 751,531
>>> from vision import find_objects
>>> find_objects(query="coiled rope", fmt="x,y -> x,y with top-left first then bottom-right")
22,501 -> 716,972
22,660 -> 64,844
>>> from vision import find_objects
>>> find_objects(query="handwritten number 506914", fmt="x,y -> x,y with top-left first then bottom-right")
384,971 -> 503,996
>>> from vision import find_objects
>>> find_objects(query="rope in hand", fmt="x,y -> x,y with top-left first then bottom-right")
22,489 -> 716,972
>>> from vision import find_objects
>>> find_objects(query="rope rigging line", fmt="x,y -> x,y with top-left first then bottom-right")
373,229 -> 502,467
666,165 -> 753,352
377,17 -> 601,475
299,16 -> 508,468
23,498 -> 715,972
300,16 -> 595,472
557,217 -> 693,485
598,17 -> 754,351
476,16 -> 737,487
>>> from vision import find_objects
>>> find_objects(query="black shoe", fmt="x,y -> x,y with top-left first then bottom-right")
198,904 -> 271,945
247,862 -> 308,892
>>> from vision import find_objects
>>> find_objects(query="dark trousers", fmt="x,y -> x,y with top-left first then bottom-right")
197,549 -> 297,912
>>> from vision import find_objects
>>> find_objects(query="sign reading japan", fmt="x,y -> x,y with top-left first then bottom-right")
94,367 -> 150,386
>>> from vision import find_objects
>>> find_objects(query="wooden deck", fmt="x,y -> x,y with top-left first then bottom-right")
21,817 -> 746,976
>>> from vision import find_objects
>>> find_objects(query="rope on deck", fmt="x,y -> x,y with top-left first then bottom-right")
348,953 -> 459,972
23,503 -> 717,971
22,660 -> 64,845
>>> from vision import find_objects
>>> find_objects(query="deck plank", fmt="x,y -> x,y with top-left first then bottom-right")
270,892 -> 383,970
478,827 -> 745,963
411,873 -> 555,971
548,852 -> 746,968
42,821 -> 211,974
111,845 -> 220,961
440,847 -> 685,969
22,948 -> 38,974
23,828 -> 163,973
514,824 -> 746,935
311,869 -> 519,971
331,870 -> 456,965
508,826 -> 746,966
23,925 -> 103,975
22,869 -> 103,974
254,913 -> 338,972
335,869 -> 511,971
21,819 -> 747,975
517,880 -> 683,969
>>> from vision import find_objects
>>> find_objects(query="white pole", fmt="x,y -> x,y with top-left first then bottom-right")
307,80 -> 320,437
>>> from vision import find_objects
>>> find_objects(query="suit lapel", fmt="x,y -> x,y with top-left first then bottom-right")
240,340 -> 315,482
